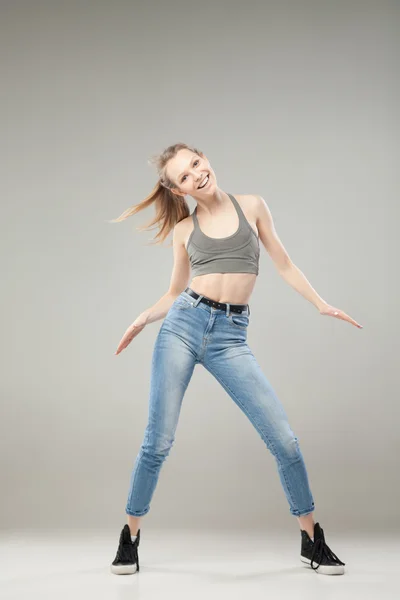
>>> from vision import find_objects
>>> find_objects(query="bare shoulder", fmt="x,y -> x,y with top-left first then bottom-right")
238,193 -> 271,217
234,194 -> 260,236
236,194 -> 260,208
174,213 -> 194,247
235,193 -> 262,218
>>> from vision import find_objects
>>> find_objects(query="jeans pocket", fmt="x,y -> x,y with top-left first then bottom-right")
173,296 -> 193,310
227,313 -> 249,329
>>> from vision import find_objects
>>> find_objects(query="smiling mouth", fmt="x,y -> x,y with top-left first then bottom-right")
198,174 -> 210,189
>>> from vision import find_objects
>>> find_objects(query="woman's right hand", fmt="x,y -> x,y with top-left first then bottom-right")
115,315 -> 148,355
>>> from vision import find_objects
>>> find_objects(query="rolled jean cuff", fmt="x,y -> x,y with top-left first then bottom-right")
125,507 -> 150,517
290,506 -> 315,517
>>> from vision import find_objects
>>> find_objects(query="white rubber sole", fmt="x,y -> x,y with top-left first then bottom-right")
110,562 -> 138,575
301,556 -> 345,575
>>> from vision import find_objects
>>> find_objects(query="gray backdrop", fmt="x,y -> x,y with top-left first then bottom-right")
1,0 -> 398,533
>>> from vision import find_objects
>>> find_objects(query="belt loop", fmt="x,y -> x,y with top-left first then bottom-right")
248,304 -> 251,316
225,302 -> 230,317
193,294 -> 204,307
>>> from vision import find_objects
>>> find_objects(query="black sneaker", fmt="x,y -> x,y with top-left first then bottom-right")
110,524 -> 140,575
300,522 -> 345,575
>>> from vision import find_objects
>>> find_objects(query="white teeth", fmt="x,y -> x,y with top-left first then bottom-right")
198,174 -> 209,189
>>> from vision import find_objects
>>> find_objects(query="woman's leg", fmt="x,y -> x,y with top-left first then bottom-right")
297,513 -> 315,539
127,515 -> 141,536
125,321 -> 197,524
203,336 -> 315,521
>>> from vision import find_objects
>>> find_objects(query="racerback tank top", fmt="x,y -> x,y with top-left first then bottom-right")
186,193 -> 260,277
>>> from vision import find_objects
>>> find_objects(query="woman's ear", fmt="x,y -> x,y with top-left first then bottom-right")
170,187 -> 186,197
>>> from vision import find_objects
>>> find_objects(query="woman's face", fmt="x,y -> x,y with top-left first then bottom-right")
166,149 -> 216,197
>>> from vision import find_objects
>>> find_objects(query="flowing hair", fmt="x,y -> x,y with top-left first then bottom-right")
108,142 -> 203,245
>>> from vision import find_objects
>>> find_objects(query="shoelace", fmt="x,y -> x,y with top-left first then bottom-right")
310,527 -> 345,570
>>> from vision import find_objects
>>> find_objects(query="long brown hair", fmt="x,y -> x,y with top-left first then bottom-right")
109,142 -> 203,245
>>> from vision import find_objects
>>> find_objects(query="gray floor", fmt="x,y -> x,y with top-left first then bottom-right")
1,528 -> 398,599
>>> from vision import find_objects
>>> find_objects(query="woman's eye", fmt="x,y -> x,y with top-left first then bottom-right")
182,159 -> 200,182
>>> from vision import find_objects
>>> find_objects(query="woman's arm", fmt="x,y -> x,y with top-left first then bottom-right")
141,220 -> 191,325
254,195 -> 362,328
115,222 -> 191,355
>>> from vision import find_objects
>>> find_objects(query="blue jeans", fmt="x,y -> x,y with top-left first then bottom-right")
126,289 -> 315,518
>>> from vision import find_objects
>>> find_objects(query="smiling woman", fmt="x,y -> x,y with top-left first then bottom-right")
109,143 -> 262,304
108,140 -> 358,577
109,142 -> 201,245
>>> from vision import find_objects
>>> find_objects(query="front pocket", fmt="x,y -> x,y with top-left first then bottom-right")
174,297 -> 193,310
227,313 -> 249,329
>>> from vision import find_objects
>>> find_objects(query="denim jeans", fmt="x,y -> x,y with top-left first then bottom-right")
126,289 -> 315,518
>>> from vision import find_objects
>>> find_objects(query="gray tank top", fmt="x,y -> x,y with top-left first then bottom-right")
186,193 -> 260,277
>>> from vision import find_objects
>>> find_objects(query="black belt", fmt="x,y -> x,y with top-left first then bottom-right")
184,287 -> 250,315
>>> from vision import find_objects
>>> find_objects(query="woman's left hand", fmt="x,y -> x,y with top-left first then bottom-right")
318,303 -> 363,329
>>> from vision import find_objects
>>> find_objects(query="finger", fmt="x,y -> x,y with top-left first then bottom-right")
338,312 -> 363,328
117,341 -> 130,354
115,340 -> 128,354
115,324 -> 144,354
344,314 -> 362,327
115,332 -> 135,354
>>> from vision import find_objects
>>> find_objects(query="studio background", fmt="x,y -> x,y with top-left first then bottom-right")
1,0 -> 398,533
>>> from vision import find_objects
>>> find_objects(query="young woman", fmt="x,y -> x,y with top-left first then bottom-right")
109,142 -> 362,577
